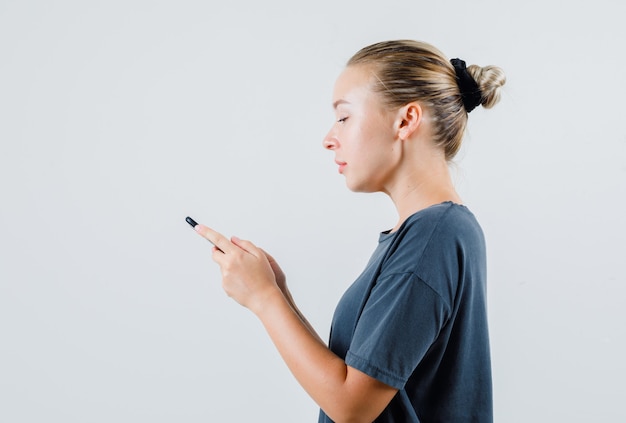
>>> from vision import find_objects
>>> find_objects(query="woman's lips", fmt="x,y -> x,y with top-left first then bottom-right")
335,160 -> 347,174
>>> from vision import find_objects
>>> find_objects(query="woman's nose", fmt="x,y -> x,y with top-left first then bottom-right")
322,129 -> 337,150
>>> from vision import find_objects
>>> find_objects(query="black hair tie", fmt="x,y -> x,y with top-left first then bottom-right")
450,58 -> 482,113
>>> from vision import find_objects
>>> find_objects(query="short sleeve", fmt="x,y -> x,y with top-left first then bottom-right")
345,272 -> 450,389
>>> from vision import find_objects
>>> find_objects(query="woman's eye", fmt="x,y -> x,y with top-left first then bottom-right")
337,117 -> 348,123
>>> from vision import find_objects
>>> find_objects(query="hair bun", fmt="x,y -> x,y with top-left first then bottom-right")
467,64 -> 506,109
451,58 -> 482,113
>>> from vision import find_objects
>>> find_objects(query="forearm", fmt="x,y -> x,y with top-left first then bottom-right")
282,288 -> 326,345
258,291 -> 346,395
255,290 -> 366,422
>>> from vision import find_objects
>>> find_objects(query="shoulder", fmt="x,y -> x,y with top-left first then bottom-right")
379,202 -> 486,306
383,202 -> 485,274
399,202 -> 482,246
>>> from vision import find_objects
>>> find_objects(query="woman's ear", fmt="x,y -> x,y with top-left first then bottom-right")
396,102 -> 423,141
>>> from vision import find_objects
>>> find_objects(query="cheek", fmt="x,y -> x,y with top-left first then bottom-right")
361,118 -> 393,151
339,122 -> 363,152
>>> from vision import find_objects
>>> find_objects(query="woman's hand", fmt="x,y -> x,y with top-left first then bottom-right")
194,224 -> 281,315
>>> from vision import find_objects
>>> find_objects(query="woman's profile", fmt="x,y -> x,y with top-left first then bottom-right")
193,39 -> 506,422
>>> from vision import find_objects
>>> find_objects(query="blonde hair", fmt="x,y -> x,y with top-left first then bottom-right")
347,40 -> 506,160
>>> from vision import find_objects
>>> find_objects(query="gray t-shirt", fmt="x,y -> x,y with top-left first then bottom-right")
318,202 -> 492,423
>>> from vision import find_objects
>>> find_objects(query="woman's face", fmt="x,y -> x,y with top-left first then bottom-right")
323,65 -> 400,193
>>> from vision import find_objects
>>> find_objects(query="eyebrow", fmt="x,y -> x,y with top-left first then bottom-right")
332,99 -> 350,109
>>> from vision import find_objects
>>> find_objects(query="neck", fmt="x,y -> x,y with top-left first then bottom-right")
386,157 -> 461,232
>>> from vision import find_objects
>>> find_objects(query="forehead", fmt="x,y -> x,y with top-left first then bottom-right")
332,65 -> 378,107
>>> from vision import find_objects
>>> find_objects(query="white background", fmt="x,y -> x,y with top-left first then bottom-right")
1,0 -> 625,421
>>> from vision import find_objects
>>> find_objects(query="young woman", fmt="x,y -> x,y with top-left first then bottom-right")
194,40 -> 506,422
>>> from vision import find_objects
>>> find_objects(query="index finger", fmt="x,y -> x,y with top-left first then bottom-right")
194,224 -> 230,253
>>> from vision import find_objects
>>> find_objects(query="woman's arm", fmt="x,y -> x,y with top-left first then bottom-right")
194,225 -> 398,422
262,250 -> 326,345
258,289 -> 398,423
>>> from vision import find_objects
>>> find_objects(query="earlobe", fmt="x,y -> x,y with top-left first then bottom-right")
397,103 -> 422,141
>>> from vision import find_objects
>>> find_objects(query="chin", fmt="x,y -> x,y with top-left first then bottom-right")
345,179 -> 378,194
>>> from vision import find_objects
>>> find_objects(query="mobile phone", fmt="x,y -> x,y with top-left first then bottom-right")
186,216 -> 221,250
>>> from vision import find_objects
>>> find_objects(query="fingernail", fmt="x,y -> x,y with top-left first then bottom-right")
231,236 -> 240,242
